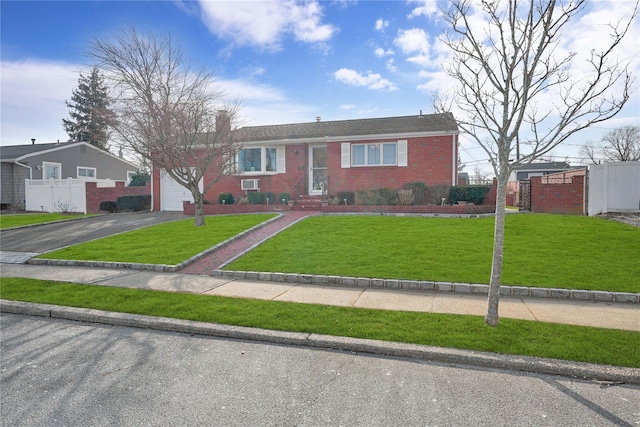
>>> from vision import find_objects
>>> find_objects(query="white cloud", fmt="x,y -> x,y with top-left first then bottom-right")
394,28 -> 429,55
1,59 -> 81,144
197,0 -> 335,50
407,0 -> 439,19
375,18 -> 389,31
374,47 -> 394,57
0,58 -> 320,144
386,58 -> 398,72
333,68 -> 398,91
394,28 -> 435,67
340,104 -> 356,110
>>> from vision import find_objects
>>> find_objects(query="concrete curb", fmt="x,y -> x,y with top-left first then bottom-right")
214,270 -> 640,304
2,299 -> 639,385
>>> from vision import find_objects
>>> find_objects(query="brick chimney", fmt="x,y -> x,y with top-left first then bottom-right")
216,110 -> 231,136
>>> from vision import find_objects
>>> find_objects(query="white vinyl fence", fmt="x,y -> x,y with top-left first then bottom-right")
588,161 -> 640,216
25,178 -> 119,214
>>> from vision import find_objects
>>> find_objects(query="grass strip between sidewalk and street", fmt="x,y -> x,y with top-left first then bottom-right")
36,214 -> 277,265
1,278 -> 638,368
0,213 -> 94,229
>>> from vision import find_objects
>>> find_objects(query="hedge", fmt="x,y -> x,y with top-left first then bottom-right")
116,195 -> 151,212
448,186 -> 490,205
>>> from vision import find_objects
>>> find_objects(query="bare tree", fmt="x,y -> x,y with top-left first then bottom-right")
582,126 -> 640,164
88,27 -> 239,226
433,0 -> 637,326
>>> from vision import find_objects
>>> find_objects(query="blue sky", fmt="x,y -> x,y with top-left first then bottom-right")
1,0 -> 639,175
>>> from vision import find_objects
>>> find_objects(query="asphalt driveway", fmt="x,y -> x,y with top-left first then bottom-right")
0,211 -> 187,255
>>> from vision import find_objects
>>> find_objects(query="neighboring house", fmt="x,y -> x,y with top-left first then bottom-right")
509,161 -> 571,181
153,112 -> 460,211
1,141 -> 138,210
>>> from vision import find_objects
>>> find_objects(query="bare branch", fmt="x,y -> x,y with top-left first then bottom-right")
87,26 -> 241,226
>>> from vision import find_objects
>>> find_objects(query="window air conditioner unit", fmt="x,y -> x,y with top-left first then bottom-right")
241,179 -> 260,190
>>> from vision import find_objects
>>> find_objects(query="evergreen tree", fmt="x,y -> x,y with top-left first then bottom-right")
63,67 -> 114,150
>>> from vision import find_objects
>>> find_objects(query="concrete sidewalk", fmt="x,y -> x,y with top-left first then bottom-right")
2,264 -> 638,332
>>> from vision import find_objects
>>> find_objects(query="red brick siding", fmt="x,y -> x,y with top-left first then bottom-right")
200,144 -> 308,203
327,135 -> 456,193
530,175 -> 584,214
153,135 -> 458,209
86,181 -> 151,214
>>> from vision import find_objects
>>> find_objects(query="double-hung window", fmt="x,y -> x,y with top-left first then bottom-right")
341,140 -> 407,168
351,142 -> 398,166
77,166 -> 96,179
238,147 -> 282,173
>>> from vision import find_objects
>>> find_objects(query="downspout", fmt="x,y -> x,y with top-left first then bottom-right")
150,162 -> 155,212
14,157 -> 33,179
14,156 -> 33,210
452,133 -> 457,185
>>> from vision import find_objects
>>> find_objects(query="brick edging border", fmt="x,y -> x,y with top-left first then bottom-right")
212,270 -> 640,304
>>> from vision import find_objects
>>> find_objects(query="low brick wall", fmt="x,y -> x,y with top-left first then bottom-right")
86,181 -> 151,214
183,202 -> 496,216
530,175 -> 585,215
183,202 -> 288,215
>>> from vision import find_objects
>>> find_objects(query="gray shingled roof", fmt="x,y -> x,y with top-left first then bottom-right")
0,142 -> 74,161
234,112 -> 458,142
513,162 -> 570,171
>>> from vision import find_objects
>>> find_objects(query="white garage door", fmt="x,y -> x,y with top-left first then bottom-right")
160,170 -> 203,211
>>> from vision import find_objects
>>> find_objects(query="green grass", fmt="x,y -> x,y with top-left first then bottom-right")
226,214 -> 640,293
38,214 -> 277,265
1,278 -> 638,368
0,213 -> 93,229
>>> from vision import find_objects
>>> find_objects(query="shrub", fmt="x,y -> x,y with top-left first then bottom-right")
128,172 -> 150,187
425,185 -> 451,205
218,193 -> 234,205
263,192 -> 276,205
403,182 -> 426,204
355,188 -> 398,205
278,192 -> 291,204
335,191 -> 355,205
247,191 -> 265,204
237,195 -> 249,205
99,201 -> 118,213
116,195 -> 151,212
397,189 -> 414,206
448,186 -> 491,205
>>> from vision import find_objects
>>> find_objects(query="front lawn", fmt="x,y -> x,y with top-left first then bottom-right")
226,214 -> 640,293
1,278 -> 638,368
0,213 -> 93,229
37,214 -> 277,265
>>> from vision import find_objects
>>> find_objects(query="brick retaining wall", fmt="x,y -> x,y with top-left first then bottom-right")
86,181 -> 151,214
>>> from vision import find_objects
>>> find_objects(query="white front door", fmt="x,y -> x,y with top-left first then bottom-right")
309,145 -> 327,195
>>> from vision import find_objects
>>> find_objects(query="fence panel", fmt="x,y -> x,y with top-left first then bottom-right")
588,162 -> 640,215
25,178 -> 95,214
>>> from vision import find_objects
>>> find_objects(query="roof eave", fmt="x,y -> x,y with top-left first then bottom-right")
238,130 -> 459,146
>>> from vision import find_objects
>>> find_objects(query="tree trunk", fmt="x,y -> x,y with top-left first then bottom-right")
485,172 -> 509,326
193,191 -> 206,227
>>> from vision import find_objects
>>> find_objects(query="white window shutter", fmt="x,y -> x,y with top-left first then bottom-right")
397,140 -> 408,167
276,146 -> 286,173
341,143 -> 351,168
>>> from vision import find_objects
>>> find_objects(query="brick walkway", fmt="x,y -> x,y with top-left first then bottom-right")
179,211 -> 315,275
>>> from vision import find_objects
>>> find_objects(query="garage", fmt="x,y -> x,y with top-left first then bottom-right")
160,170 -> 202,211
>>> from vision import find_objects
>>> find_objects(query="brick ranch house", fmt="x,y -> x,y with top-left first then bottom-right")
152,112 -> 461,212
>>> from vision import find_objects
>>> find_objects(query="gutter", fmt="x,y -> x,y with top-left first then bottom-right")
13,157 -> 33,179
